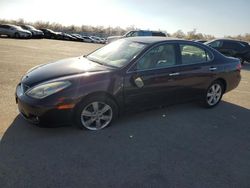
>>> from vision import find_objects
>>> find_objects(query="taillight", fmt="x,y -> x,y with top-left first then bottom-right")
236,63 -> 242,71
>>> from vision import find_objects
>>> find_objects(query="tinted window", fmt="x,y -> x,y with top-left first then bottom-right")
209,40 -> 223,48
0,25 -> 10,29
137,44 -> 176,70
126,31 -> 135,37
223,41 -> 244,50
152,32 -> 166,37
87,39 -> 146,68
142,31 -> 152,36
180,44 -> 210,64
131,31 -> 140,37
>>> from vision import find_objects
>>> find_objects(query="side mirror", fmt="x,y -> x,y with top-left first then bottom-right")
134,77 -> 144,88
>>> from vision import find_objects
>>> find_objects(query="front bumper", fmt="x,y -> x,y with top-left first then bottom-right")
15,84 -> 74,126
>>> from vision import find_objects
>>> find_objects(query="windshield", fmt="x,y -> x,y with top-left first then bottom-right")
10,25 -> 22,30
87,39 -> 147,68
26,25 -> 35,29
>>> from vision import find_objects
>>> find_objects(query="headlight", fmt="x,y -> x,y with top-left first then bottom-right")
26,81 -> 71,99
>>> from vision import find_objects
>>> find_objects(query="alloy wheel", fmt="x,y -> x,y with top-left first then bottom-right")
80,101 -> 113,130
206,83 -> 222,106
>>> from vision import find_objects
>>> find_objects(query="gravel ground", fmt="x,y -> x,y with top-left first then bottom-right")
0,38 -> 250,188
0,38 -> 103,135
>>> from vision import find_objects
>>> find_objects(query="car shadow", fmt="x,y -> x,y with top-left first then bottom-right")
0,101 -> 250,188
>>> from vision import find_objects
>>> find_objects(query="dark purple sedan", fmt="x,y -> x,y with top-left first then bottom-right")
15,37 -> 241,130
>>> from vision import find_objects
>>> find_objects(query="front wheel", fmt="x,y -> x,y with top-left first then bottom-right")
14,32 -> 20,38
203,81 -> 224,108
75,95 -> 118,130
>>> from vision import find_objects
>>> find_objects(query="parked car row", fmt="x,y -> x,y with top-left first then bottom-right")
0,24 -> 106,43
1,24 -> 249,63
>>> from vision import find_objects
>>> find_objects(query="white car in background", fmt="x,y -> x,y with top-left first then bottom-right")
0,24 -> 32,38
107,30 -> 166,43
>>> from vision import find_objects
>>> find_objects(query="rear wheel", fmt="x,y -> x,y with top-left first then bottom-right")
75,95 -> 118,130
203,81 -> 224,108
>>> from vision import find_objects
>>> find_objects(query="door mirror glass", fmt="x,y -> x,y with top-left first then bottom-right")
134,77 -> 144,88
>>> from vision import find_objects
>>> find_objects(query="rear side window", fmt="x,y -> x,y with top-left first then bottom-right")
152,32 -> 166,37
0,25 -> 10,29
209,40 -> 223,48
180,44 -> 211,65
142,31 -> 152,36
222,41 -> 244,50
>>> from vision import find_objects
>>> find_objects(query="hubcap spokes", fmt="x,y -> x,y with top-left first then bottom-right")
207,84 -> 222,106
81,102 -> 112,130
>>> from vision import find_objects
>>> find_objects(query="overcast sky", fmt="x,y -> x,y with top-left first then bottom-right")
0,0 -> 249,37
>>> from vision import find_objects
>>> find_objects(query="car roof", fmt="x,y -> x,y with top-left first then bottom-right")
0,24 -> 17,27
209,38 -> 247,43
124,36 -> 187,44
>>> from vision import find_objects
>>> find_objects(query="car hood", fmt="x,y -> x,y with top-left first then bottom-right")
32,29 -> 43,33
22,56 -> 111,86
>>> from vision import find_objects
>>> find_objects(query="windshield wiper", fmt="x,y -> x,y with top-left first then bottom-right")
87,57 -> 118,69
86,57 -> 104,65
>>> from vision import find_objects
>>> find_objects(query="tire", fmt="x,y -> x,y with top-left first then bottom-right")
75,95 -> 118,130
203,81 -> 224,108
14,32 -> 20,38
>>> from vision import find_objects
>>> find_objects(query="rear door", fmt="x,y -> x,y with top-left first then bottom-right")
123,42 -> 182,110
174,42 -> 216,100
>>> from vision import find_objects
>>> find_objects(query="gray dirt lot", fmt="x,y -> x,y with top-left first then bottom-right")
0,38 -> 250,188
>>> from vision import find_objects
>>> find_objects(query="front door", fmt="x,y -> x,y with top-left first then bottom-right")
123,42 -> 182,110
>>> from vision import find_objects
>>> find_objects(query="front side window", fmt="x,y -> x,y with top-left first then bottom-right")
180,44 -> 210,65
136,43 -> 176,70
125,31 -> 134,37
87,39 -> 147,68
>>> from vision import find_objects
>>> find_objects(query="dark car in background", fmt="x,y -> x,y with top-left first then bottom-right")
60,32 -> 78,41
40,28 -> 60,39
16,37 -> 241,130
82,36 -> 94,43
107,30 -> 166,43
20,25 -> 44,38
71,34 -> 85,42
0,24 -> 32,38
206,39 -> 250,64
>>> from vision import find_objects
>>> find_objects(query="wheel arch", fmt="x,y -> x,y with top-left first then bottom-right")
214,78 -> 227,93
74,91 -> 120,114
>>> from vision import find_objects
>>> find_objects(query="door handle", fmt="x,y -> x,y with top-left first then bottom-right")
209,67 -> 217,71
169,72 -> 180,76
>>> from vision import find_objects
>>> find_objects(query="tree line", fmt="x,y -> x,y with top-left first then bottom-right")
0,18 -> 249,41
